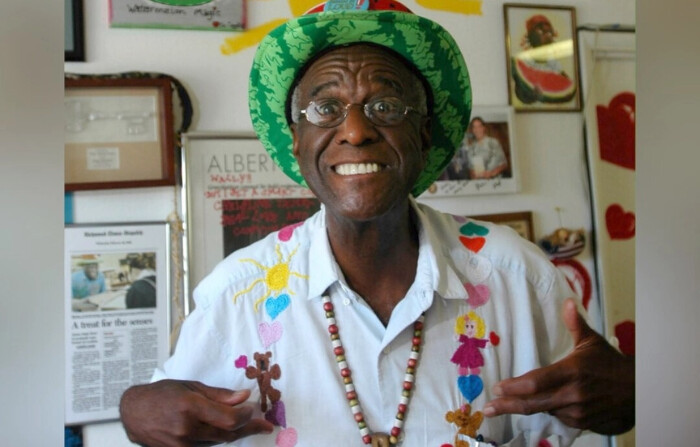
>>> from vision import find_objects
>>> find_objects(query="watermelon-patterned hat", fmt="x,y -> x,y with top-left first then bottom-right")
248,0 -> 471,196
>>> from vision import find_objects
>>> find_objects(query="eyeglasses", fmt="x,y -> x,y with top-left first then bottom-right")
299,97 -> 423,128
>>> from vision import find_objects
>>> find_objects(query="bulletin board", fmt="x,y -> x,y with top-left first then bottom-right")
181,132 -> 319,304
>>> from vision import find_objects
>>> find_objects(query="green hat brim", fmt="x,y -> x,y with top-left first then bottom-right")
249,10 -> 471,196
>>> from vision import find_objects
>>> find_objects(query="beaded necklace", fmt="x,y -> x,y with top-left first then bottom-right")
321,294 -> 425,446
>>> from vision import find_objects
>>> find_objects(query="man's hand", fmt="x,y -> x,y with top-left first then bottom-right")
120,379 -> 274,447
483,298 -> 634,435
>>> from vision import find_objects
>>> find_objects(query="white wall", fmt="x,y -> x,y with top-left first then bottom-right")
63,0 -> 637,445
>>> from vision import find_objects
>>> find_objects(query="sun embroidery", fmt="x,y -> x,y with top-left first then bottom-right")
233,244 -> 307,311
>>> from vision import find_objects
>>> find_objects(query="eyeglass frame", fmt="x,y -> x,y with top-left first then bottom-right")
298,96 -> 425,128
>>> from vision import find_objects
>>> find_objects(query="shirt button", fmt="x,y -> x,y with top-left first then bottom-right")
343,297 -> 351,306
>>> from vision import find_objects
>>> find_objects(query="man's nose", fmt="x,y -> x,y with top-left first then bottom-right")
335,105 -> 379,146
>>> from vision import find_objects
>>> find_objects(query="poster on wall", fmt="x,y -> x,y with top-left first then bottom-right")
109,0 -> 246,31
421,106 -> 519,197
182,132 -> 319,301
64,222 -> 171,424
503,4 -> 581,112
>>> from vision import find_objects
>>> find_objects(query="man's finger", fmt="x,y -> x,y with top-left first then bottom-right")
562,297 -> 594,346
492,361 -> 574,397
186,381 -> 251,406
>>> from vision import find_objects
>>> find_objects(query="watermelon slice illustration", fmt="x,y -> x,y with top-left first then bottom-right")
511,58 -> 576,104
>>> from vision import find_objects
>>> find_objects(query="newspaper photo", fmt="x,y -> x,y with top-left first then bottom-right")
64,222 -> 170,424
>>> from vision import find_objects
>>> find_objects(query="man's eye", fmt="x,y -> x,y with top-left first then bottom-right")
315,100 -> 342,116
371,98 -> 401,115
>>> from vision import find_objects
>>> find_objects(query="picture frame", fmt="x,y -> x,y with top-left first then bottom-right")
421,106 -> 519,197
64,222 -> 172,424
65,76 -> 175,191
65,0 -> 85,62
503,3 -> 581,112
471,211 -> 535,242
109,0 -> 246,31
181,132 -> 319,303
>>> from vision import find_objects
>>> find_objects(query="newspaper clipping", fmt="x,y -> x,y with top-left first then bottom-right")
64,222 -> 170,424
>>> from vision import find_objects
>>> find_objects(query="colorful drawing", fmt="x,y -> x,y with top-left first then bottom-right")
232,244 -> 308,310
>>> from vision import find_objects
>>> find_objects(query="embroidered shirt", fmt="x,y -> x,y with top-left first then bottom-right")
153,199 -> 580,447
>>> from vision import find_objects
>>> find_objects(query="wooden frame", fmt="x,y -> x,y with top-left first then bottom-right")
64,77 -> 175,191
423,106 -> 519,197
503,3 -> 581,112
65,0 -> 85,62
471,211 -> 534,242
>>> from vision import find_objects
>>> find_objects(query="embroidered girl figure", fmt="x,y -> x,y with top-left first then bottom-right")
451,311 -> 488,376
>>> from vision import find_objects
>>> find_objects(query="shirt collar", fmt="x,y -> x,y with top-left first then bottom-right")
306,199 -> 467,301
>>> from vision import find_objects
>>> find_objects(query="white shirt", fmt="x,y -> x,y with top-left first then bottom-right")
154,199 -> 580,446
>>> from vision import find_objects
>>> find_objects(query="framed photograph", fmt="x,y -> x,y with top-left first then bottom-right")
65,0 -> 85,62
109,0 -> 246,31
471,211 -> 534,242
421,106 -> 519,197
65,77 -> 175,191
182,132 -> 319,302
64,222 -> 171,424
503,4 -> 581,112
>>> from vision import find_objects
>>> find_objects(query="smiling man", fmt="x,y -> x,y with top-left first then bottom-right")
120,2 -> 633,446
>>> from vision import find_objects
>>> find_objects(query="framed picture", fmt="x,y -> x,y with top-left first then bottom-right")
65,76 -> 176,191
182,132 -> 319,302
109,0 -> 246,31
471,211 -> 534,242
421,106 -> 519,197
64,222 -> 171,424
65,0 -> 85,61
503,4 -> 581,112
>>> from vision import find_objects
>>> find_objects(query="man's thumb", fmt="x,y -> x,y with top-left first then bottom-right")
562,297 -> 591,345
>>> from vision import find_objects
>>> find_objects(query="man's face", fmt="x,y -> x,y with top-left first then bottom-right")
529,22 -> 555,47
84,263 -> 98,280
290,45 -> 431,222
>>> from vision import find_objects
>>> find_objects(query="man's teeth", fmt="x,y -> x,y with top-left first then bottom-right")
335,163 -> 381,176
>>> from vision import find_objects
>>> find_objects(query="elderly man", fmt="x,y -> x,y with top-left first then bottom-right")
120,2 -> 633,446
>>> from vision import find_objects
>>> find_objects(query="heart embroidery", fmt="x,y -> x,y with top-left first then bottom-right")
457,374 -> 484,403
464,283 -> 490,308
234,355 -> 248,369
489,331 -> 500,346
459,222 -> 489,237
278,222 -> 304,242
605,204 -> 635,239
258,321 -> 283,348
265,400 -> 287,427
276,427 -> 298,447
459,236 -> 486,253
265,294 -> 290,320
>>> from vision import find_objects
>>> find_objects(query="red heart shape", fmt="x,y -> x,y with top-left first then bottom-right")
278,221 -> 303,242
596,92 -> 635,170
489,331 -> 500,346
614,320 -> 635,356
459,236 -> 486,253
605,204 -> 635,239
